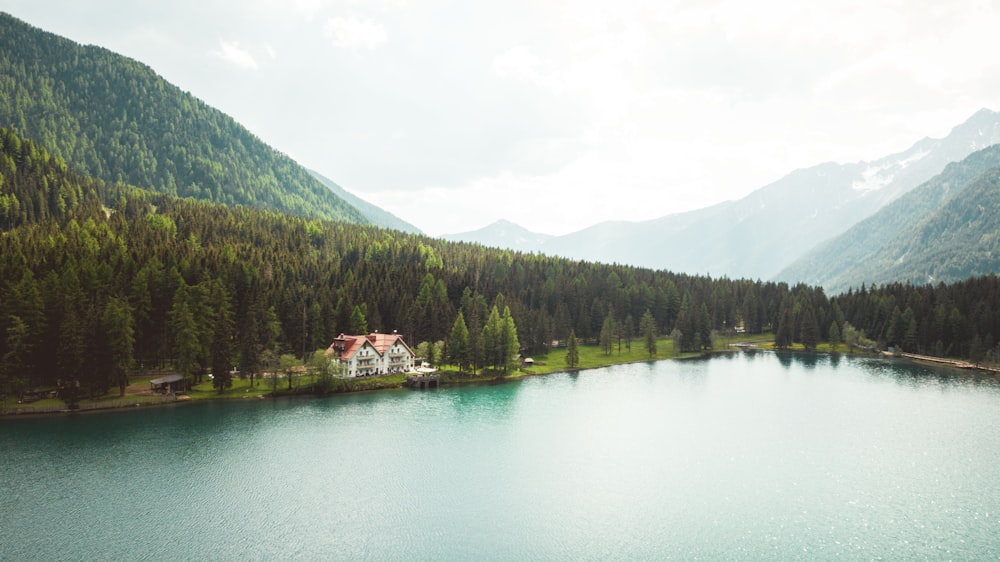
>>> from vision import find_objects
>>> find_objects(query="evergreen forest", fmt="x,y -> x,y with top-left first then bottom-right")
3,127 -> 1000,401
0,13 -> 365,225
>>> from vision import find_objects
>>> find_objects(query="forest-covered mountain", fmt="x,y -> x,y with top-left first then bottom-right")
777,144 -> 1000,292
2,128 -> 999,399
0,12 -> 366,224
307,169 -> 421,234
445,109 -> 1000,280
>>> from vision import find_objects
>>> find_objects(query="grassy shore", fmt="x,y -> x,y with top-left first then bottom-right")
187,336 -> 696,399
11,334 -> 990,417
444,336 -> 686,385
191,332 -> 787,396
3,334 -> 779,414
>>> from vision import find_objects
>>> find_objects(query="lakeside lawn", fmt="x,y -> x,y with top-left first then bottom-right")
445,337 -> 681,382
756,341 -> 850,354
1,379 -> 186,414
3,333 -> 779,413
438,332 -> 777,383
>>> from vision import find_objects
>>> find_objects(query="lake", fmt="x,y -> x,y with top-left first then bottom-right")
2,351 -> 1000,560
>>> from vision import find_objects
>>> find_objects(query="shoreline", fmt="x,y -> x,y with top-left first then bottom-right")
5,341 -> 994,417
0,345 -> 690,416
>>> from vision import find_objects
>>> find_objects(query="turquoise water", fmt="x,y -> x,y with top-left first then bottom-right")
2,352 -> 1000,560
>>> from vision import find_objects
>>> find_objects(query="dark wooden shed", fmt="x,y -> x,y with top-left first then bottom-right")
150,373 -> 187,394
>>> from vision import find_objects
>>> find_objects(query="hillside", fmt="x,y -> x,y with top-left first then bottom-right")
307,169 -> 421,234
3,127 -> 1000,400
445,109 -> 1000,279
777,144 -> 1000,292
889,165 -> 1000,283
0,12 -> 366,224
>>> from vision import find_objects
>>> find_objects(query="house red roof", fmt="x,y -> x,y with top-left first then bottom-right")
326,332 -> 411,361
367,332 -> 410,355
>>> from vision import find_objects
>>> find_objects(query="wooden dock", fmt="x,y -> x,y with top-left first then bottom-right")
896,352 -> 1000,373
406,374 -> 440,389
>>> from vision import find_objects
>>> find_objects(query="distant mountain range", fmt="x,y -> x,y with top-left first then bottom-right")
444,219 -> 552,251
0,12 -> 375,226
776,144 -> 1000,292
446,109 -> 1000,285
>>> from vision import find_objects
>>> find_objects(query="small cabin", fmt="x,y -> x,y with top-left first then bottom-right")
150,373 -> 187,394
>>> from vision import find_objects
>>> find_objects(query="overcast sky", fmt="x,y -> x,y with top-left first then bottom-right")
2,0 -> 999,235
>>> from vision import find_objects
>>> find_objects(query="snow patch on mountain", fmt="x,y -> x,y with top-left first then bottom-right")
851,166 -> 894,192
851,149 -> 930,192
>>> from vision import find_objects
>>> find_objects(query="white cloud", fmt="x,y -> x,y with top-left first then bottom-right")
52,0 -> 993,237
493,46 -> 542,80
211,39 -> 258,70
373,136 -> 731,237
323,16 -> 387,50
289,0 -> 324,20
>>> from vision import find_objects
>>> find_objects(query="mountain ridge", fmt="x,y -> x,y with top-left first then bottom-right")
776,143 -> 1000,292
444,108 -> 1000,280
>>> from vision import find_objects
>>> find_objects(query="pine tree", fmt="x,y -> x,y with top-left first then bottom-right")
210,285 -> 235,393
57,268 -> 89,398
350,304 -> 368,335
239,286 -> 281,388
675,295 -> 695,352
466,303 -> 483,375
187,282 -> 214,383
482,306 -> 501,371
699,303 -> 712,351
447,310 -> 471,372
828,321 -> 841,353
743,288 -> 760,334
599,310 -> 615,355
800,304 -> 819,352
500,306 -> 520,375
308,301 -> 326,352
101,296 -> 135,397
970,334 -> 986,366
903,317 -> 919,353
640,309 -> 657,358
623,313 -> 634,351
532,310 -> 550,355
2,316 -> 30,401
775,307 -> 793,350
885,306 -> 903,348
430,279 -> 453,342
170,284 -> 200,384
8,271 -> 44,370
565,330 -> 580,369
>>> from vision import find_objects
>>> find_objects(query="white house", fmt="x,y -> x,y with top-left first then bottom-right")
325,331 -> 415,378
